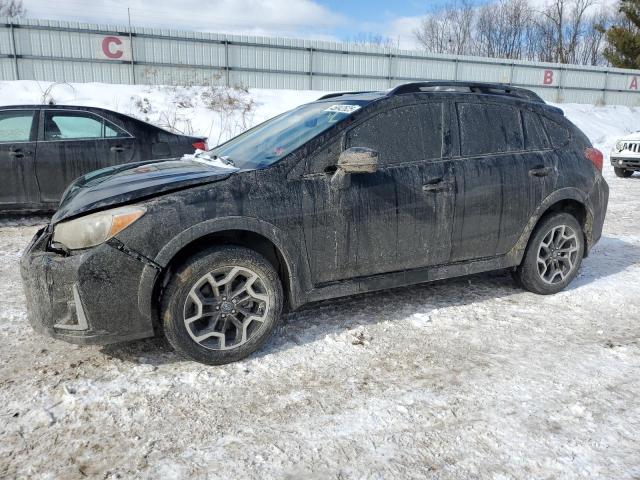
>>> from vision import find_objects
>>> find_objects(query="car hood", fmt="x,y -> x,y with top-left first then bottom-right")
617,131 -> 640,142
53,158 -> 238,223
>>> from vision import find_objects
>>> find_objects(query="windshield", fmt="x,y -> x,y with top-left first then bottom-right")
209,100 -> 370,169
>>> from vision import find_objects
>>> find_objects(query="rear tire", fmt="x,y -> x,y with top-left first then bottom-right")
161,246 -> 283,365
513,213 -> 584,295
614,167 -> 633,178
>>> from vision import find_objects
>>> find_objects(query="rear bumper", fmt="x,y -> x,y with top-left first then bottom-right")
610,156 -> 640,170
20,227 -> 156,345
585,175 -> 609,254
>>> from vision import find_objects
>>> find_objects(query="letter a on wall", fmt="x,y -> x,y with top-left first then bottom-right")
631,77 -> 638,90
96,35 -> 131,61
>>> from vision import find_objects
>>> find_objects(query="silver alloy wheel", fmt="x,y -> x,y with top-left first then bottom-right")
536,224 -> 580,285
183,266 -> 270,350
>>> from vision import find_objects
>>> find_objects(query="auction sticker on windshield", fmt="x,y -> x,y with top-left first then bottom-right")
325,104 -> 361,114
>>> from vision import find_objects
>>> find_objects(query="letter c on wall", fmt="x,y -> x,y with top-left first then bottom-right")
102,36 -> 124,59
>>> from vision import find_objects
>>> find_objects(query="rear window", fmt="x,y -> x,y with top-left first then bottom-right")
542,117 -> 571,147
457,103 -> 523,156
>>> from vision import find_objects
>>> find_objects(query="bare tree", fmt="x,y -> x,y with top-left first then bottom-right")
475,0 -> 535,59
576,7 -> 615,65
413,0 -> 609,65
414,0 -> 476,55
350,33 -> 396,49
0,0 -> 26,17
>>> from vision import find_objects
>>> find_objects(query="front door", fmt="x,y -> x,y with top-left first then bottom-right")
0,109 -> 39,208
300,101 -> 455,285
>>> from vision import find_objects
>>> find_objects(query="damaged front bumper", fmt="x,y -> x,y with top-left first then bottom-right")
20,226 -> 157,345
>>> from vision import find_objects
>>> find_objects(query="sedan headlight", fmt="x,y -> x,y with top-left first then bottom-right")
52,206 -> 146,250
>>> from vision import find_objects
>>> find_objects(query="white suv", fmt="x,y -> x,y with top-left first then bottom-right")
611,133 -> 640,178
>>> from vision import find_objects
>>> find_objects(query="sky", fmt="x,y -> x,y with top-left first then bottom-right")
20,0 -> 454,49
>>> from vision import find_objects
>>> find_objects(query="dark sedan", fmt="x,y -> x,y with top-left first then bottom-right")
0,105 -> 206,212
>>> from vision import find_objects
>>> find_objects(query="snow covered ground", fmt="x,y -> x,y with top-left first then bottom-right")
1,82 -> 639,479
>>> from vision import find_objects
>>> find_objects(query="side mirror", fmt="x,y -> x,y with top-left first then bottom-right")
337,147 -> 379,174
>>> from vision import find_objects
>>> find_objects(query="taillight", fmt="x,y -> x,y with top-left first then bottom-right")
192,140 -> 207,151
584,147 -> 603,172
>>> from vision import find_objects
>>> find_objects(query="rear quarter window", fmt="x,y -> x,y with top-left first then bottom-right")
542,117 -> 571,148
522,110 -> 550,150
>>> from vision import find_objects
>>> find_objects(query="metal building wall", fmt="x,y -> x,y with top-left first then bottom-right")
1,17 -> 639,105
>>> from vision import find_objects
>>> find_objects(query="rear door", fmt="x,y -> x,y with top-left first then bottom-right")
0,109 -> 39,208
35,109 -> 136,203
450,100 -> 556,261
96,115 -> 137,167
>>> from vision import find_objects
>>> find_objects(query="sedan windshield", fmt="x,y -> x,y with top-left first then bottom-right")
209,100 -> 370,169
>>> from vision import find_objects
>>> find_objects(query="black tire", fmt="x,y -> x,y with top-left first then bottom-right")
513,212 -> 584,295
161,246 -> 283,365
614,167 -> 634,178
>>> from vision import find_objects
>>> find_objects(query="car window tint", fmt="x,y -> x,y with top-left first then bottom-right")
522,110 -> 550,150
104,121 -> 130,138
346,104 -> 442,165
457,103 -> 524,156
417,103 -> 444,159
0,110 -> 34,142
542,117 -> 570,147
44,112 -> 103,140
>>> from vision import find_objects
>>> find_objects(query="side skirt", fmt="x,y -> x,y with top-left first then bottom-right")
301,254 -> 520,306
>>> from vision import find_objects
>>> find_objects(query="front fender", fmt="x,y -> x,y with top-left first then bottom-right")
136,216 -> 311,322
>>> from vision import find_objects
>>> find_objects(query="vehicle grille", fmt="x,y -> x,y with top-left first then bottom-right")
621,142 -> 640,153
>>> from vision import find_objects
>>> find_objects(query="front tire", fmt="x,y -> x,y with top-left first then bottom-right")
161,246 -> 283,365
514,213 -> 584,295
614,167 -> 633,178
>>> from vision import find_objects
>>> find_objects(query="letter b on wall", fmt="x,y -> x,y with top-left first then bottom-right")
96,35 -> 131,61
543,70 -> 554,85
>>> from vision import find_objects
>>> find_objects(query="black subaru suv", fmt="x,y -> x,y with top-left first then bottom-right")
21,82 -> 609,365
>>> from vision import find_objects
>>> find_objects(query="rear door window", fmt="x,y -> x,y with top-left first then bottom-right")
44,111 -> 130,140
105,121 -> 130,138
457,103 -> 524,156
0,110 -> 35,142
346,103 -> 443,165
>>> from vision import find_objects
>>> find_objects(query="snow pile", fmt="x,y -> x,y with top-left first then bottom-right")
0,81 -> 636,156
181,149 -> 239,170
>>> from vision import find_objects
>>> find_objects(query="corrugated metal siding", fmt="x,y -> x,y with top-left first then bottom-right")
0,17 -> 639,105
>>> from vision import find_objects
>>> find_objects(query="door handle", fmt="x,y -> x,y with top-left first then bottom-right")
422,178 -> 453,192
110,145 -> 126,153
9,149 -> 25,158
529,166 -> 553,177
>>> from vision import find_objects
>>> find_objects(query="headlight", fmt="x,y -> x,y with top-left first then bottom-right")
615,141 -> 624,152
52,205 -> 146,250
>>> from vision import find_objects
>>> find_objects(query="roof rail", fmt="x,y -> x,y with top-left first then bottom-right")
317,91 -> 374,100
387,82 -> 545,103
